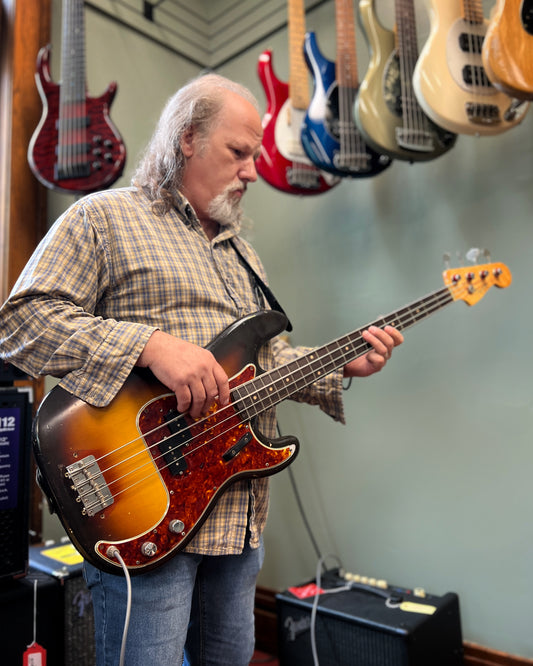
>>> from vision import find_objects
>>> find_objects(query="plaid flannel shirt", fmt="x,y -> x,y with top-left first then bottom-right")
0,187 -> 345,554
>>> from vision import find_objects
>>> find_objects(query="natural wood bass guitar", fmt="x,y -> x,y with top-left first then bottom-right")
482,0 -> 533,100
33,261 -> 511,575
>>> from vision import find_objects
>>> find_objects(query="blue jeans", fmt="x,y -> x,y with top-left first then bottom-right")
84,537 -> 264,666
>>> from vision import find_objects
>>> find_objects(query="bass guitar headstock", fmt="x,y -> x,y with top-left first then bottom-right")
443,260 -> 512,306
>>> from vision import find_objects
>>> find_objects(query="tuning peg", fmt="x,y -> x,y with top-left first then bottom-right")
465,248 -> 481,263
443,252 -> 451,269
483,248 -> 492,262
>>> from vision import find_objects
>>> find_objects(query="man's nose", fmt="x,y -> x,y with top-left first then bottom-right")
241,157 -> 258,182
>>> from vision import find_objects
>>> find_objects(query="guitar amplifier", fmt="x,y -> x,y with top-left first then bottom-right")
1,570 -> 64,664
29,542 -> 96,666
1,564 -> 93,665
276,569 -> 464,666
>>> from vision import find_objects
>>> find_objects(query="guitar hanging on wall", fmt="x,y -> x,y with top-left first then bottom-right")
33,257 -> 511,575
482,0 -> 533,101
300,0 -> 392,177
412,0 -> 529,136
28,0 -> 126,194
255,0 -> 340,195
354,0 -> 457,162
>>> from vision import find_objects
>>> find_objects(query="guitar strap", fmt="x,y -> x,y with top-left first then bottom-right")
230,239 -> 293,332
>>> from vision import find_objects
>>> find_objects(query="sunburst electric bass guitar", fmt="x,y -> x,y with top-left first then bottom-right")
33,261 -> 511,575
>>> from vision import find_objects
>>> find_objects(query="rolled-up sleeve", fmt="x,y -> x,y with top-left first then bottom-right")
0,198 -> 157,406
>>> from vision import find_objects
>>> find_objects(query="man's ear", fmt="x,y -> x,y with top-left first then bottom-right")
181,127 -> 196,158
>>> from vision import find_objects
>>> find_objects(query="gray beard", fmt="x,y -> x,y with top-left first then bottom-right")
207,188 -> 244,228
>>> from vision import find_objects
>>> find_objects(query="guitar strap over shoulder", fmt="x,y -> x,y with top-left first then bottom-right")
230,239 -> 293,332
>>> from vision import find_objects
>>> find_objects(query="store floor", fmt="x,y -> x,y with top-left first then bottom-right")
250,649 -> 279,665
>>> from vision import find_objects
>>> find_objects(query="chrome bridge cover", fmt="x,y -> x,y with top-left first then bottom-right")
66,455 -> 114,516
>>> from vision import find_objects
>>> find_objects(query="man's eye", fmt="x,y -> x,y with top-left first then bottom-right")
232,148 -> 244,158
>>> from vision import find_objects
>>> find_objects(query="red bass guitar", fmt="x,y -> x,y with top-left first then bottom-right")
28,0 -> 126,194
256,0 -> 340,195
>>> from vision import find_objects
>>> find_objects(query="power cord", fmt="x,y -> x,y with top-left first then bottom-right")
276,423 -> 400,665
276,423 -> 349,665
310,555 -> 351,666
277,423 -> 326,566
287,466 -> 324,563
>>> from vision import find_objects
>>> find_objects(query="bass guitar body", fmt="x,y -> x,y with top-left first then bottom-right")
28,45 -> 126,194
33,311 -> 298,576
482,0 -> 533,100
301,31 -> 392,178
413,0 -> 529,135
256,50 -> 339,195
354,0 -> 456,162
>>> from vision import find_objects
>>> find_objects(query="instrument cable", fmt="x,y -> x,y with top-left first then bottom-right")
106,547 -> 132,666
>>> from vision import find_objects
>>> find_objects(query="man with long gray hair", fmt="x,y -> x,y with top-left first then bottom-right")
0,73 -> 402,665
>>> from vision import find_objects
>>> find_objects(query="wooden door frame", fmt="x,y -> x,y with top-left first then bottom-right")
1,0 -> 51,541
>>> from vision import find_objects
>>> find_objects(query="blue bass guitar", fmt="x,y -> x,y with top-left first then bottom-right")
301,0 -> 392,178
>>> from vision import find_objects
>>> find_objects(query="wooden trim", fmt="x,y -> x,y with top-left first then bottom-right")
464,643 -> 533,666
255,586 -> 533,665
6,0 -> 49,293
0,0 -> 51,542
254,585 -> 279,657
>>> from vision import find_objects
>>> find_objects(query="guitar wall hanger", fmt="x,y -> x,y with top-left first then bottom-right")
143,0 -> 167,22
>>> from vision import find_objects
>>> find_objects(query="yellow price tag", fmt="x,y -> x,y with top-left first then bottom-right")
399,601 -> 436,615
41,544 -> 83,566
